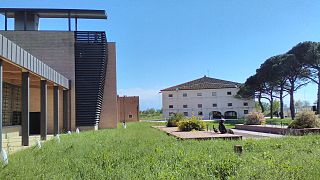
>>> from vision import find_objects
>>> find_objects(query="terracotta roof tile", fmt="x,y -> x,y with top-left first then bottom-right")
161,76 -> 241,91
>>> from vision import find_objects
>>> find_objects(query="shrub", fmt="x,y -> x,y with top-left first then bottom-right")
244,112 -> 265,125
166,113 -> 185,127
288,110 -> 320,129
177,115 -> 206,131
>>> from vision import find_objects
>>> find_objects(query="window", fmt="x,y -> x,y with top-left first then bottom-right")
212,92 -> 217,96
243,102 -> 248,106
183,104 -> 188,108
212,103 -> 217,107
129,114 -> 133,118
169,105 -> 173,109
198,104 -> 202,108
227,91 -> 232,95
244,110 -> 249,114
168,94 -> 173,98
183,112 -> 188,116
169,112 -> 174,116
197,93 -> 202,96
228,103 -> 232,107
198,111 -> 203,116
183,93 -> 187,97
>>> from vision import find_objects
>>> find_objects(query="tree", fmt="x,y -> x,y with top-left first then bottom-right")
288,41 -> 320,114
256,57 -> 285,119
258,55 -> 290,119
272,100 -> 280,114
237,75 -> 268,113
295,100 -> 304,109
255,101 -> 269,113
281,54 -> 310,119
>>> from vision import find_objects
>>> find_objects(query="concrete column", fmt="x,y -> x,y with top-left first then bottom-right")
63,89 -> 69,132
68,12 -> 71,31
0,61 -> 3,150
22,72 -> 29,146
53,86 -> 59,136
40,80 -> 47,140
4,11 -> 7,31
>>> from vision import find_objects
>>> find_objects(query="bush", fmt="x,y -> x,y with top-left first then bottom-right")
244,112 -> 265,125
288,110 -> 320,129
177,115 -> 206,131
166,113 -> 185,127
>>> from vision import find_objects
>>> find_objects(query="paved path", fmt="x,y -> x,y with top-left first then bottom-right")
153,126 -> 242,140
231,129 -> 284,139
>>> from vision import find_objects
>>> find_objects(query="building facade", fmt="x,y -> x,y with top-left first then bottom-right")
0,8 -> 118,131
0,8 -> 118,148
117,96 -> 139,122
161,76 -> 254,119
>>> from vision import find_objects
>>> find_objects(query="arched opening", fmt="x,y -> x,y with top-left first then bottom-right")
209,111 -> 222,119
224,111 -> 237,119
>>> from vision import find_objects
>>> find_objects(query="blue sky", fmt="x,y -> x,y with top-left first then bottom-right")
1,0 -> 319,110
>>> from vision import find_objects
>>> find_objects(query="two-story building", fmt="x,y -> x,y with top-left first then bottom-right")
161,76 -> 255,119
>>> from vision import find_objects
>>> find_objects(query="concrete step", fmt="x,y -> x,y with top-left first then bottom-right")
231,129 -> 284,138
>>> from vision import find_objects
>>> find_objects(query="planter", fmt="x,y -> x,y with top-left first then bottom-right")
235,124 -> 320,135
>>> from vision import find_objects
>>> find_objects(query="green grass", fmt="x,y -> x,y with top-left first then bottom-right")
139,114 -> 163,121
1,122 -> 320,179
266,118 -> 293,125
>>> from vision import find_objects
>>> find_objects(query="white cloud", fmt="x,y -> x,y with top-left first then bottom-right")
118,88 -> 162,110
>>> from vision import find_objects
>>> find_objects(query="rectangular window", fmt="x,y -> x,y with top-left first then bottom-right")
212,92 -> 217,96
198,104 -> 202,108
198,111 -> 203,116
183,93 -> 187,97
244,110 -> 249,114
228,103 -> 232,107
169,112 -> 174,116
227,91 -> 232,95
183,112 -> 188,116
243,102 -> 248,106
183,104 -> 188,108
168,94 -> 173,98
197,93 -> 202,96
212,103 -> 217,107
129,114 -> 133,118
169,105 -> 173,109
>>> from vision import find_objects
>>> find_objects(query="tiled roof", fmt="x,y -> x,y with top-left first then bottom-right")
161,76 -> 241,91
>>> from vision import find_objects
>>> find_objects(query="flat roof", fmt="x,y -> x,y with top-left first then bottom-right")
0,8 -> 107,19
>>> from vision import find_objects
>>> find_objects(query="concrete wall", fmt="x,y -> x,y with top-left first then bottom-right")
117,96 -> 139,122
0,31 -> 76,130
99,42 -> 118,128
162,88 -> 255,119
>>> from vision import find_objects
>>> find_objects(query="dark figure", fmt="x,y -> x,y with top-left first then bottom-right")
218,119 -> 227,134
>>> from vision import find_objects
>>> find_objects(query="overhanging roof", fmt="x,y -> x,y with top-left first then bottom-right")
0,34 -> 69,89
0,8 -> 107,19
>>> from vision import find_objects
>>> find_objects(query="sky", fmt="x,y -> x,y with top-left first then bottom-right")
0,0 -> 319,110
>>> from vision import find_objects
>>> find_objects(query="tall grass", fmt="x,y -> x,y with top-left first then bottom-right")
0,122 -> 319,179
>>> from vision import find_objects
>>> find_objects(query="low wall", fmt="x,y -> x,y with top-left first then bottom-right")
235,124 -> 320,135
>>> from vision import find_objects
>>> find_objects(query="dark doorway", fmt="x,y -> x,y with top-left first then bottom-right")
210,111 -> 222,119
224,111 -> 237,119
30,112 -> 40,135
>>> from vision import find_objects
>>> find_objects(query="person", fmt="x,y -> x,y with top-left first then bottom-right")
218,117 -> 227,134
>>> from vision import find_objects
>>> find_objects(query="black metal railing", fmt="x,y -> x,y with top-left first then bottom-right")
74,31 -> 107,126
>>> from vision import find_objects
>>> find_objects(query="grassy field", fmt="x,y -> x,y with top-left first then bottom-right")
139,114 -> 163,121
1,122 -> 319,179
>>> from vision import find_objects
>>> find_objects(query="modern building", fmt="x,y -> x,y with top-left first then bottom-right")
117,96 -> 139,122
161,76 -> 255,119
0,8 -> 118,148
